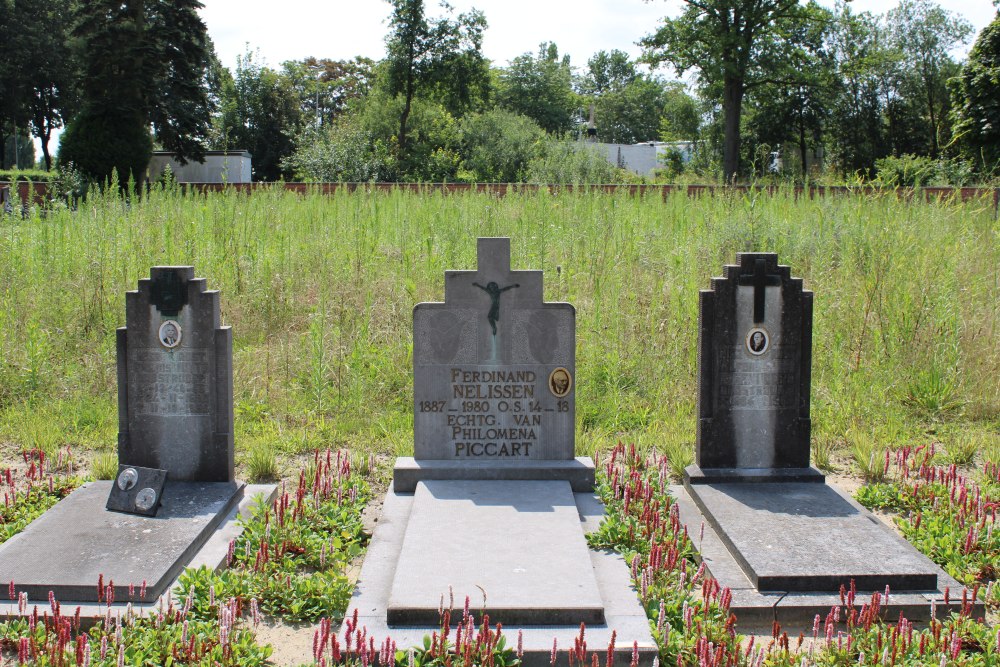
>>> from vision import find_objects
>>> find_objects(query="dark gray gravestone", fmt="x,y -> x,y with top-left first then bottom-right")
688,252 -> 821,482
117,266 -> 234,482
394,238 -> 593,491
681,254 -> 954,603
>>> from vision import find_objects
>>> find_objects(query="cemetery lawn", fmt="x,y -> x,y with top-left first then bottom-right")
1,186 -> 998,665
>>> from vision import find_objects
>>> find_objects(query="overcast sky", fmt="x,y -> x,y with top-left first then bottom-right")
201,0 -> 998,71
35,0 -> 1000,158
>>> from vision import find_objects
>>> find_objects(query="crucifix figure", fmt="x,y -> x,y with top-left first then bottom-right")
473,281 -> 520,336
738,257 -> 780,323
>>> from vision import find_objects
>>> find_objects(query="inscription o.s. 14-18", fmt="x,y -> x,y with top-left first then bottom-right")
417,366 -> 570,458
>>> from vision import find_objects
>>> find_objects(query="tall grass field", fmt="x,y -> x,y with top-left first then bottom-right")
0,186 -> 997,477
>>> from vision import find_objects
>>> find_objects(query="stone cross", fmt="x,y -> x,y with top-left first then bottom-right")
116,267 -> 234,482
412,238 -> 575,461
691,253 -> 815,480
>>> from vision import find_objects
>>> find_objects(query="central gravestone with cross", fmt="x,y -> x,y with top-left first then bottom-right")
394,237 -> 594,491
677,253 -> 963,623
0,267 -> 268,610
355,238 -> 655,666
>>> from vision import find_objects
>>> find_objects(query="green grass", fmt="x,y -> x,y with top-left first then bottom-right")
0,184 -> 997,476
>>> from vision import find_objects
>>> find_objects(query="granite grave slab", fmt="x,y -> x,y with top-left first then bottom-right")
387,480 -> 604,625
1,480 -> 243,602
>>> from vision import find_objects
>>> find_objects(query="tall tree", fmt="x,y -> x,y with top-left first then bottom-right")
0,0 -> 77,170
824,4 -> 892,175
60,0 -> 214,184
886,0 -> 972,158
496,43 -> 576,135
951,12 -> 1000,172
383,0 -> 488,157
282,57 -> 375,127
641,0 -> 818,180
212,50 -> 303,181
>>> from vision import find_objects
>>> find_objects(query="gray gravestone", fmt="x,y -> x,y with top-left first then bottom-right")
117,266 -> 234,482
394,238 -> 593,491
688,252 -> 820,482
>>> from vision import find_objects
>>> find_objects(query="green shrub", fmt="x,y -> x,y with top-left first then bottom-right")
458,109 -> 545,182
527,140 -> 625,184
58,105 -> 153,188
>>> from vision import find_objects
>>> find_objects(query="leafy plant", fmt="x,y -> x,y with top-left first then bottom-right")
179,449 -> 368,624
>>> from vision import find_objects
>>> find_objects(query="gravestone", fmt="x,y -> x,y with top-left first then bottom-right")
688,252 -> 820,482
354,239 -> 655,666
0,267 -> 261,608
679,253 -> 966,623
117,266 -> 234,482
394,237 -> 593,491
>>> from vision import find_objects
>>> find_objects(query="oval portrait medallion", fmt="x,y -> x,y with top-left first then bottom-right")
117,467 -> 138,491
134,487 -> 158,512
158,320 -> 182,349
745,327 -> 769,356
548,367 -> 573,398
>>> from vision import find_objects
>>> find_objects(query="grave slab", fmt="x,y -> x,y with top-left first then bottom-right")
686,482 -> 940,592
0,480 -> 244,603
387,480 -> 604,625
0,484 -> 277,624
352,483 -> 657,667
671,485 -> 981,630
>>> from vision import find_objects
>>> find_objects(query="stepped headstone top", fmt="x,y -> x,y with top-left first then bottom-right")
117,266 -> 234,483
690,253 -> 817,481
412,238 -> 575,461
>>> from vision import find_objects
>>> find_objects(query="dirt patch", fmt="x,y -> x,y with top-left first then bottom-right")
253,618 -> 316,667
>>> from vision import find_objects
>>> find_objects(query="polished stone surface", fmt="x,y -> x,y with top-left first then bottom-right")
1,480 -> 245,602
387,480 -> 604,625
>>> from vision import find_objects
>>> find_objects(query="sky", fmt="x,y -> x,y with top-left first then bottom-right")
200,0 -> 998,71
33,0 -> 1000,159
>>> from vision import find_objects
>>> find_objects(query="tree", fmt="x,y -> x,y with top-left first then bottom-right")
496,43 -> 577,135
281,57 -> 375,127
659,82 -> 702,141
578,50 -> 637,96
0,0 -> 77,171
886,0 -> 972,158
824,4 -> 892,175
593,76 -> 668,144
59,0 -> 215,184
383,0 -> 488,157
951,12 -> 1000,171
743,4 -> 834,176
641,0 -> 819,180
212,50 -> 303,181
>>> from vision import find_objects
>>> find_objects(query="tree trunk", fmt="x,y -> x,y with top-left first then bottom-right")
722,76 -> 744,183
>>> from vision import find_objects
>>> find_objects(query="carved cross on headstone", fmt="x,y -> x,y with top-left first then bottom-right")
737,257 -> 781,323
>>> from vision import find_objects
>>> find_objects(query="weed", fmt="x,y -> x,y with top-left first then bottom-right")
811,434 -> 838,472
244,441 -> 279,482
91,450 -> 118,480
848,427 -> 889,483
905,366 -> 962,418
940,429 -> 980,466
